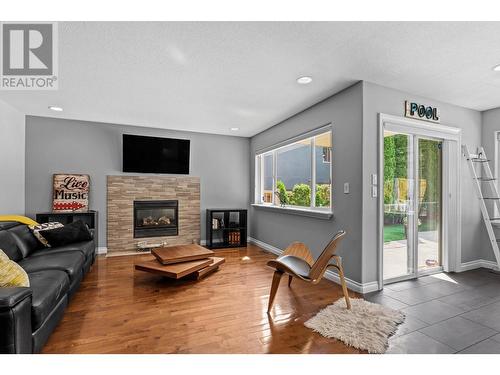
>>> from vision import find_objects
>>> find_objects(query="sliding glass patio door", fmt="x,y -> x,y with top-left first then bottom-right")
382,130 -> 442,283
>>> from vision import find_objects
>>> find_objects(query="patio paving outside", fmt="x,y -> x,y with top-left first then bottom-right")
384,230 -> 440,280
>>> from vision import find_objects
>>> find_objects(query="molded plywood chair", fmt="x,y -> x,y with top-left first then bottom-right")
266,230 -> 351,312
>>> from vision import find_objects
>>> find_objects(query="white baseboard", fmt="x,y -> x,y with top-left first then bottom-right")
460,259 -> 499,272
96,246 -> 107,255
249,237 -> 282,256
248,237 -> 378,294
323,270 -> 379,294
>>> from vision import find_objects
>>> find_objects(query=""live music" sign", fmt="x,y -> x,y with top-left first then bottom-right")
52,174 -> 90,212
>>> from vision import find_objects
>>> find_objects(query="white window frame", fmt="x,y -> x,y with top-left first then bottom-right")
254,124 -> 333,216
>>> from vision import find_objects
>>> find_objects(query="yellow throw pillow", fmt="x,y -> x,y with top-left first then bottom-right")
0,249 -> 30,287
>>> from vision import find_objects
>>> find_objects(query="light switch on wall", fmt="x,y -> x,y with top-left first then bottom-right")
344,182 -> 349,194
372,186 -> 378,198
371,174 -> 377,185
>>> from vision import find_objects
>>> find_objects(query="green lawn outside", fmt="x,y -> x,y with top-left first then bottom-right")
384,225 -> 405,242
383,222 -> 436,243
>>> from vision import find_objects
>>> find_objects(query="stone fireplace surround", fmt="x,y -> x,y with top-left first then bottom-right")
107,175 -> 200,255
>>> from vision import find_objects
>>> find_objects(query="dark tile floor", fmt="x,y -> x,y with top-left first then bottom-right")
364,268 -> 500,354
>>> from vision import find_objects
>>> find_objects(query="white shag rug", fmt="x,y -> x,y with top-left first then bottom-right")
304,298 -> 405,354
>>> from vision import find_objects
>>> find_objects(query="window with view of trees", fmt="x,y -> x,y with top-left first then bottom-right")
255,129 -> 332,211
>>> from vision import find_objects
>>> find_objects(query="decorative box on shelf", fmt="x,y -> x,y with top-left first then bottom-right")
206,209 -> 247,249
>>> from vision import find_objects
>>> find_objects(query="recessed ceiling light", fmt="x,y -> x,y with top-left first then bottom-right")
296,76 -> 312,84
48,106 -> 63,112
493,64 -> 500,72
230,127 -> 239,131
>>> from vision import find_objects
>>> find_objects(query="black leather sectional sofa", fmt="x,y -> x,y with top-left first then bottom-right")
0,221 -> 95,353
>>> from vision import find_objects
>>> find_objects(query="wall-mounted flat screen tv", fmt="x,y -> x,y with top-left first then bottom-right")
122,134 -> 190,174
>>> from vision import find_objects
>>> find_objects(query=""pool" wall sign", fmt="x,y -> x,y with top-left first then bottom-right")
404,101 -> 440,124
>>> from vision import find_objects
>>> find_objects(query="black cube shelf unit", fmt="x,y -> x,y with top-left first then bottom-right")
35,210 -> 98,252
206,209 -> 247,249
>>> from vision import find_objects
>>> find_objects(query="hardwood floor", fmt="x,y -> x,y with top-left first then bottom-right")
42,244 -> 363,354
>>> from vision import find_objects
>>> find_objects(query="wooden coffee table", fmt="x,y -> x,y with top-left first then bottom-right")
193,257 -> 225,280
152,244 -> 214,264
134,244 -> 224,280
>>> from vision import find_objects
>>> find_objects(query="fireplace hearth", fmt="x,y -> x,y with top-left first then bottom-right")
133,200 -> 178,238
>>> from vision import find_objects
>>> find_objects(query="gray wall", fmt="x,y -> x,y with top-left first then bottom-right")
0,99 -> 25,215
481,107 -> 500,262
362,82 -> 484,283
25,116 -> 250,247
249,82 -> 364,283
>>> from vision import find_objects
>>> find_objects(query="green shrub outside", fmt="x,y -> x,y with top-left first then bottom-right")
275,180 -> 290,205
315,184 -> 330,207
276,180 -> 330,207
289,183 -> 311,206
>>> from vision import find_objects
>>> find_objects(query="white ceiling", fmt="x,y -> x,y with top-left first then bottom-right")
2,22 -> 500,137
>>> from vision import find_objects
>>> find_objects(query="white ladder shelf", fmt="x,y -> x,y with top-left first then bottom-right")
463,145 -> 500,270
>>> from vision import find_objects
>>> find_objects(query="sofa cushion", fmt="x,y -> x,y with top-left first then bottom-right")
8,224 -> 42,258
0,230 -> 23,261
28,270 -> 69,330
0,221 -> 21,231
30,241 -> 95,262
19,252 -> 85,282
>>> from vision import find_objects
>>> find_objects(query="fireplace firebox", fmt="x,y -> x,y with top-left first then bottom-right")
133,200 -> 178,238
